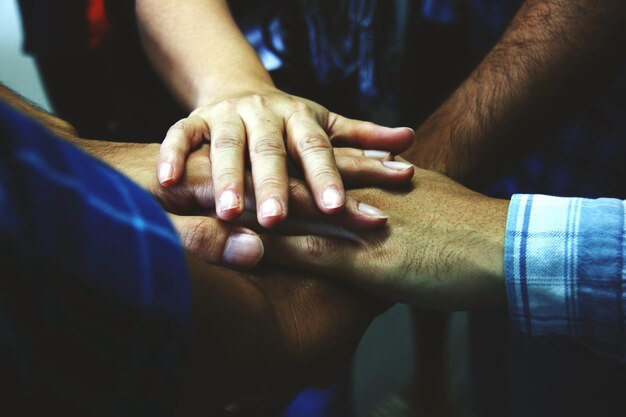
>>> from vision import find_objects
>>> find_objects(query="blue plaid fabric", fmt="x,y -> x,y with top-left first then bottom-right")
505,194 -> 626,363
0,102 -> 190,416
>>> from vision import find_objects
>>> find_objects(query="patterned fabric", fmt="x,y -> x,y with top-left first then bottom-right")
505,194 -> 626,363
0,102 -> 190,416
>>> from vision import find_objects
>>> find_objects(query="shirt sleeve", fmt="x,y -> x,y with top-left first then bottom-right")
505,194 -> 626,363
0,102 -> 190,415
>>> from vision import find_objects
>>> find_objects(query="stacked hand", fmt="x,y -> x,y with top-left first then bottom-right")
81,137 -> 404,409
183,258 -> 390,410
156,88 -> 415,227
262,167 -> 510,310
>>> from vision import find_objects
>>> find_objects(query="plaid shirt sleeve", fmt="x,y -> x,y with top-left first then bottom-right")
505,194 -> 626,363
0,102 -> 190,415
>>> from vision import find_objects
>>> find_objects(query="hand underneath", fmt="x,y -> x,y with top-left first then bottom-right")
80,139 -> 413,269
262,167 -> 510,310
182,258 -> 389,412
156,88 -> 415,227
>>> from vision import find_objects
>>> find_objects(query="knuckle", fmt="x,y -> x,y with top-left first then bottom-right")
253,137 -> 287,157
180,219 -> 221,260
167,118 -> 208,143
293,100 -> 310,113
297,134 -> 331,154
348,157 -> 365,171
256,176 -> 285,193
249,94 -> 269,107
302,235 -> 324,259
215,167 -> 240,185
216,99 -> 238,113
167,119 -> 188,135
212,133 -> 244,151
310,166 -> 338,182
289,99 -> 324,120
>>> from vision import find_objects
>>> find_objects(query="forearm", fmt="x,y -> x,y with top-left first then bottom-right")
136,0 -> 274,110
0,83 -> 77,140
405,0 -> 626,183
0,83 -> 161,189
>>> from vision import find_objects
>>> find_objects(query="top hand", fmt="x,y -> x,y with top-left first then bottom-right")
156,87 -> 415,228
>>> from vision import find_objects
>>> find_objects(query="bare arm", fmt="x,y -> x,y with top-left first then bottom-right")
136,0 -> 414,227
135,0 -> 273,110
405,0 -> 626,184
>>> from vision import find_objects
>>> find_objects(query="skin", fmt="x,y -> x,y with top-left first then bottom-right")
181,255 -> 389,415
135,0 -> 415,226
12,1 -> 623,412
0,84 -> 413,268
401,2 -> 626,413
262,167 -> 510,310
0,84 -> 390,413
406,0 -> 626,185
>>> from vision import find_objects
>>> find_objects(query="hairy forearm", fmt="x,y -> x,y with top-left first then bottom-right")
136,0 -> 274,110
0,84 -> 78,140
0,84 -> 160,189
405,0 -> 626,183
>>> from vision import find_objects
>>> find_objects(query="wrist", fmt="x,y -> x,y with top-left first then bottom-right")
420,193 -> 508,310
405,93 -> 484,182
71,139 -> 161,192
193,77 -> 276,109
459,196 -> 508,308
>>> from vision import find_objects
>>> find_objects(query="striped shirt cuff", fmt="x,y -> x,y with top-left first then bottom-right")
505,194 -> 626,362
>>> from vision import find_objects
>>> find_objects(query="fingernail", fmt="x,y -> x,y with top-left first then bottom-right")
260,198 -> 283,218
364,150 -> 390,159
219,189 -> 240,212
158,162 -> 174,184
222,233 -> 264,267
322,186 -> 344,209
383,161 -> 413,171
357,202 -> 388,219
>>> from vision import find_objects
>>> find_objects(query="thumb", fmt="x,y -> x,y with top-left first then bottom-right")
327,113 -> 415,154
168,213 -> 264,269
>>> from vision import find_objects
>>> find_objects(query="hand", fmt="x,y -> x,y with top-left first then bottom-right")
156,88 -> 415,227
77,139 -> 413,268
262,167 -> 510,310
181,258 -> 389,411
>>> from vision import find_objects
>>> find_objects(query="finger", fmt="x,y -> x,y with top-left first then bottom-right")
333,147 -> 393,160
208,113 -> 246,221
168,213 -> 264,269
262,233 -> 357,279
155,144 -> 216,212
158,116 -> 209,186
284,148 -> 393,179
286,110 -> 345,215
233,174 -> 386,231
336,156 -> 414,188
244,109 -> 289,228
285,178 -> 388,229
235,170 -> 388,230
327,113 -> 415,154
